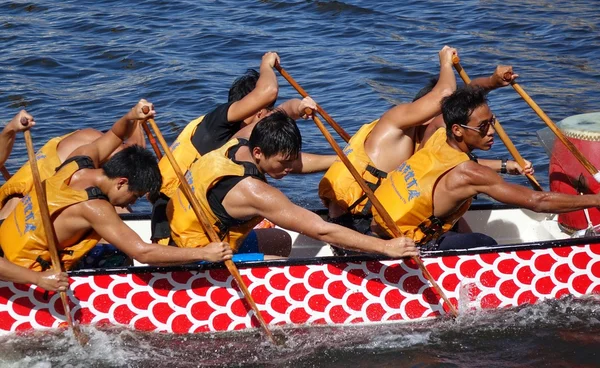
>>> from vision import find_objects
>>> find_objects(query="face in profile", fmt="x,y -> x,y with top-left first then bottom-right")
259,153 -> 296,179
458,104 -> 496,151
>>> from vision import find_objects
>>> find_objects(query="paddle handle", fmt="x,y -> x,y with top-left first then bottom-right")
510,82 -> 600,183
24,130 -> 88,345
145,119 -> 277,344
306,108 -> 458,317
275,63 -> 352,143
141,121 -> 163,159
452,59 -> 544,191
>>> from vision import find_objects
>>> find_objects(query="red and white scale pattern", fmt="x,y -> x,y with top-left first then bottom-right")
1,243 -> 600,334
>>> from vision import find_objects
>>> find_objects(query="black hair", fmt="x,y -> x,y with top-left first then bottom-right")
248,110 -> 302,159
412,78 -> 438,102
228,69 -> 276,108
102,145 -> 162,197
441,86 -> 489,137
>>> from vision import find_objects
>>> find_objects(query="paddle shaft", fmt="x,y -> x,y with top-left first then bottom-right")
141,120 -> 163,160
1,166 -> 10,181
307,109 -> 459,317
275,63 -> 352,143
145,119 -> 277,344
24,130 -> 88,346
452,57 -> 544,191
510,82 -> 600,183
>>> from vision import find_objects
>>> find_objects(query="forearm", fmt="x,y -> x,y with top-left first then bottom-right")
277,99 -> 302,119
133,243 -> 212,265
0,126 -> 17,167
435,63 -> 457,97
313,222 -> 386,255
291,153 -> 337,173
110,111 -> 136,141
0,258 -> 38,285
124,121 -> 146,148
256,64 -> 279,104
531,192 -> 600,213
470,75 -> 496,91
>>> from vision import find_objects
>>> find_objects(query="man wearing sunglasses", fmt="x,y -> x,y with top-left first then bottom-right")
371,86 -> 600,250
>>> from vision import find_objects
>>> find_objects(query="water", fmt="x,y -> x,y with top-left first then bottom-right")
0,0 -> 599,366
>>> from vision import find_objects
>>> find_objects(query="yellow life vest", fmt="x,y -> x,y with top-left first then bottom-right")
318,120 -> 387,215
0,157 -> 105,271
158,116 -> 204,198
167,139 -> 265,251
372,128 -> 472,244
0,132 -> 73,209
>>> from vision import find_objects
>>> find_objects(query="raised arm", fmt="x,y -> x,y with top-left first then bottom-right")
68,100 -> 154,166
227,52 -> 280,123
82,200 -> 233,264
0,110 -> 35,167
378,46 -> 457,130
0,257 -> 69,292
228,178 -> 418,257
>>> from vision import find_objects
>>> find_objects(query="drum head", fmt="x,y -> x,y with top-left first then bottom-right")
558,112 -> 600,141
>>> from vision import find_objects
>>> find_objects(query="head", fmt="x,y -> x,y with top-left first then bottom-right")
228,69 -> 277,108
412,77 -> 438,102
102,145 -> 162,207
442,86 -> 495,151
248,110 -> 302,179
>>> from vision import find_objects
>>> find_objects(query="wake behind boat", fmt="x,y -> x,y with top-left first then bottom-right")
1,202 -> 599,335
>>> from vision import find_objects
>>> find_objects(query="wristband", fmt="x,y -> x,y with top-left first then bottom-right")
500,159 -> 508,174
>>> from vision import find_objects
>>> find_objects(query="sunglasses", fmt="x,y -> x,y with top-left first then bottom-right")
459,115 -> 496,135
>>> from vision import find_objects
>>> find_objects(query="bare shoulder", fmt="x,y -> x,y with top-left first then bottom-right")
77,198 -> 120,222
452,160 -> 500,185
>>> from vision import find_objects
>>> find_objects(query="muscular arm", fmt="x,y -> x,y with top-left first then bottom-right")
470,65 -> 518,92
291,152 -> 337,174
378,46 -> 457,130
69,100 -> 153,166
460,162 -> 600,213
227,52 -> 279,123
82,201 -> 229,265
276,97 -> 317,120
224,178 -> 417,257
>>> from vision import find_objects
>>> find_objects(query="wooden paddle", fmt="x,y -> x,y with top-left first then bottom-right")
509,81 -> 600,183
24,128 -> 89,346
1,166 -> 10,181
145,117 -> 279,344
305,108 -> 459,318
452,56 -> 543,191
141,120 -> 163,160
275,63 -> 352,143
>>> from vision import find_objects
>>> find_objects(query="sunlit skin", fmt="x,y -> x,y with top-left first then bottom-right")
387,102 -> 600,233
217,144 -> 419,258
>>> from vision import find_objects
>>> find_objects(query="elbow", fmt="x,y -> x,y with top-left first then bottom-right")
260,84 -> 279,106
128,246 -> 152,264
529,193 -> 553,213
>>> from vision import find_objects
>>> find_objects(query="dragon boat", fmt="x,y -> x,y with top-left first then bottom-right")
1,203 -> 599,335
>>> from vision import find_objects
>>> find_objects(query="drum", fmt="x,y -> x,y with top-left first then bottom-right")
549,112 -> 600,233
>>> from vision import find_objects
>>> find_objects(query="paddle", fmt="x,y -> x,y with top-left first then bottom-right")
509,81 -> 600,183
1,166 -> 10,181
24,127 -> 89,346
305,108 -> 459,318
141,120 -> 163,160
145,116 -> 280,345
452,57 -> 544,192
274,62 -> 352,143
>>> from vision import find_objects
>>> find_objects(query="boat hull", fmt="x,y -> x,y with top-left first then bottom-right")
2,239 -> 599,334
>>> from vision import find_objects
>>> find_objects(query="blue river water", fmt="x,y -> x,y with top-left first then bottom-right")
0,0 -> 599,366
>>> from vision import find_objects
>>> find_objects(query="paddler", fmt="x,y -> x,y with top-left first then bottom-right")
319,46 -> 529,254
152,51 -> 336,243
371,86 -> 600,250
0,120 -> 146,221
0,99 -> 233,272
167,110 -> 418,259
0,109 -> 69,291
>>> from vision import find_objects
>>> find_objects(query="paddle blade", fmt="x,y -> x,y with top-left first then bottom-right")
536,127 -> 556,157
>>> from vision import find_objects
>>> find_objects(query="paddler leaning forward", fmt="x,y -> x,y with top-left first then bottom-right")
166,110 -> 418,259
0,114 -> 147,221
0,100 -> 233,272
372,86 -> 600,250
0,109 -> 69,292
152,51 -> 335,243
